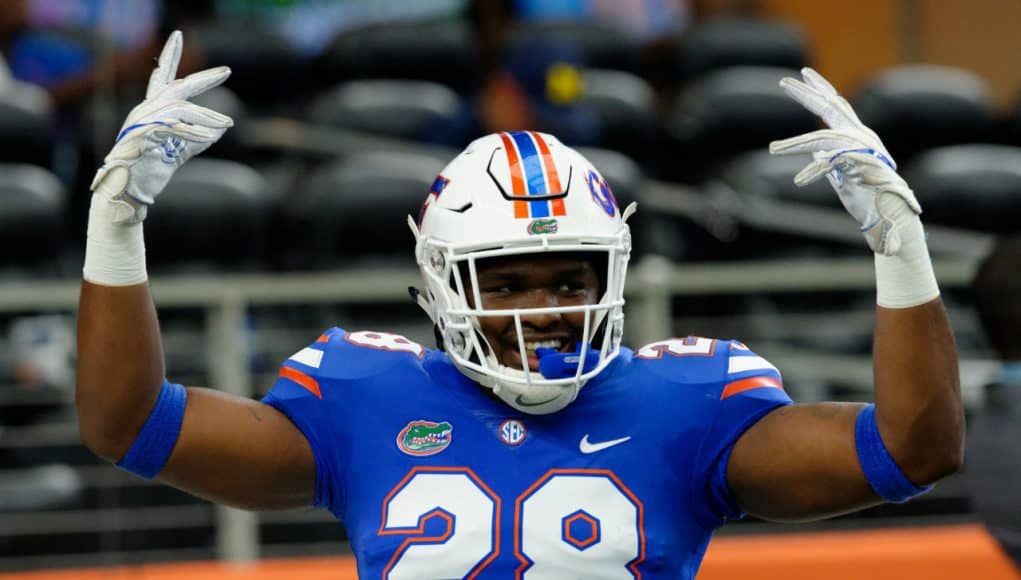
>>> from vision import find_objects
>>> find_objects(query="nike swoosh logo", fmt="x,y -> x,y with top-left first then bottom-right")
514,393 -> 560,407
579,434 -> 632,454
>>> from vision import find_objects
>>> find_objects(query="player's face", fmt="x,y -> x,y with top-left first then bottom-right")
469,253 -> 601,371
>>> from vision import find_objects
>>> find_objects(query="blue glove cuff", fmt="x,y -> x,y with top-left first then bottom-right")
829,147 -> 896,170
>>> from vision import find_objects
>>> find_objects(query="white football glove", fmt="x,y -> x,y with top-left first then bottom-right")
90,30 -> 233,224
769,67 -> 921,256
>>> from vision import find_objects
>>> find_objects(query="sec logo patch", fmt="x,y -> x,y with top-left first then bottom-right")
499,419 -> 527,446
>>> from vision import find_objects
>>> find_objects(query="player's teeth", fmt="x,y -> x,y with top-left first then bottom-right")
525,340 -> 561,351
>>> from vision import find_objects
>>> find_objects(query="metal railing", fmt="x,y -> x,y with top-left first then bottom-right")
0,254 -> 993,566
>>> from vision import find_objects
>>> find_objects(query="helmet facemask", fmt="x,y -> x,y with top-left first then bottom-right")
414,236 -> 629,415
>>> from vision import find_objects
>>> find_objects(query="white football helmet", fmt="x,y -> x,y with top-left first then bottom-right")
409,132 -> 635,414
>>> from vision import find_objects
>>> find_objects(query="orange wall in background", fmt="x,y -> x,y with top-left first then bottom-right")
915,0 -> 1021,110
755,0 -> 1021,110
755,0 -> 902,95
1,525 -> 1017,580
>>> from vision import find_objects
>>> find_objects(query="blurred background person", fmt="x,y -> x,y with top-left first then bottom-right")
427,35 -> 603,147
0,0 -> 164,108
965,235 -> 1021,571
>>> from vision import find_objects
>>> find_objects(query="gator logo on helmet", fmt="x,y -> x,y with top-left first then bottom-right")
397,420 -> 453,456
527,218 -> 559,235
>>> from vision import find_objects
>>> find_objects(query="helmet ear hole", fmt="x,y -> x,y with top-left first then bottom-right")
432,324 -> 445,351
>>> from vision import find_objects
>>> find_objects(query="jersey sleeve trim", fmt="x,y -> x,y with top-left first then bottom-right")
279,366 -> 322,399
721,376 -> 783,400
691,398 -> 791,529
261,396 -> 336,510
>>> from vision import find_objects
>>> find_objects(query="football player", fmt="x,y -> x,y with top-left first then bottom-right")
76,32 -> 963,578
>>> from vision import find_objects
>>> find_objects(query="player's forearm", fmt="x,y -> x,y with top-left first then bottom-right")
76,280 -> 167,461
872,298 -> 964,484
75,30 -> 232,467
868,193 -> 963,484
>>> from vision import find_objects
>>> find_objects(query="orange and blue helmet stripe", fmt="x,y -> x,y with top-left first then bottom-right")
499,131 -> 567,219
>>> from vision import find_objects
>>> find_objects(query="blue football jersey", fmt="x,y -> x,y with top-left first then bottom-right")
262,329 -> 792,579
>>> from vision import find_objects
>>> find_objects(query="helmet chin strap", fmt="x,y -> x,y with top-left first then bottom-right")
457,363 -> 581,415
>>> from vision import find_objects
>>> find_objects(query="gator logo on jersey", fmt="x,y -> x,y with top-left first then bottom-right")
527,218 -> 558,235
397,420 -> 453,456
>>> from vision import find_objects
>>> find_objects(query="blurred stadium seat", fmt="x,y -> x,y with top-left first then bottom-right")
581,68 -> 658,160
664,66 -> 817,183
509,20 -> 643,74
192,22 -> 308,110
0,164 -> 66,273
853,65 -> 997,163
902,144 -> 1021,232
190,85 -> 250,162
0,84 -> 54,168
721,149 -> 838,210
145,159 -> 276,272
317,20 -> 481,94
675,18 -> 809,83
284,149 -> 453,268
715,149 -> 859,258
1007,91 -> 1021,146
307,80 -> 462,141
0,465 -> 82,513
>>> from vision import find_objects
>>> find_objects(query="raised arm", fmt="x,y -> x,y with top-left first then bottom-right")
724,68 -> 964,522
76,32 -> 315,510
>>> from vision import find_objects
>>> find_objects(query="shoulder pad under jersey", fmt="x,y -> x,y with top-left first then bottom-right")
632,337 -> 784,399
281,327 -> 430,384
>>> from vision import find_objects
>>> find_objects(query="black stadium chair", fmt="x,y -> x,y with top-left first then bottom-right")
675,18 -> 809,83
664,67 -> 817,183
318,20 -> 481,94
1007,93 -> 1021,147
853,65 -> 996,164
717,149 -> 856,258
144,159 -> 276,271
308,80 -> 463,141
0,84 -> 54,167
581,69 -> 658,160
190,85 -> 250,162
902,144 -> 1021,233
509,20 -> 643,75
286,149 -> 455,268
721,149 -> 838,209
192,22 -> 307,110
0,164 -> 65,273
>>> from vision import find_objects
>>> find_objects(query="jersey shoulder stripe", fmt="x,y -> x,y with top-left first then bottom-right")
630,337 -> 786,400
275,329 -> 342,399
721,340 -> 784,400
293,327 -> 432,383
